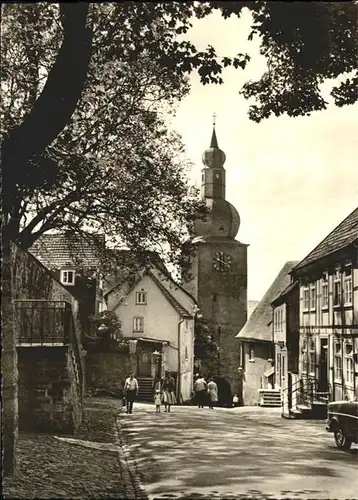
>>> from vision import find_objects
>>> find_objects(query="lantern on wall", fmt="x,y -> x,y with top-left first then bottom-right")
152,350 -> 161,363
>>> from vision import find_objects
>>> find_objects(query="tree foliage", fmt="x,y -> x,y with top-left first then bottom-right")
1,3 -> 210,268
87,310 -> 123,350
1,1 -> 357,270
213,1 -> 358,121
194,318 -> 219,362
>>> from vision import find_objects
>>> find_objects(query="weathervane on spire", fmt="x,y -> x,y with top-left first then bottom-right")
212,112 -> 217,127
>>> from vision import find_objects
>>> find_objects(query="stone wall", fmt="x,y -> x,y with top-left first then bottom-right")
18,346 -> 82,433
10,242 -> 84,432
86,350 -> 136,394
196,239 -> 247,391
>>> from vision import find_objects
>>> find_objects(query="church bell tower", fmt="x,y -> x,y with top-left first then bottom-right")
183,122 -> 248,392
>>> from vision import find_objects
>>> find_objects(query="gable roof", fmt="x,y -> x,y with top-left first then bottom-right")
293,207 -> 358,272
104,261 -> 196,304
271,280 -> 298,308
148,271 -> 192,318
108,268 -> 192,318
29,233 -> 106,270
248,300 -> 259,319
11,241 -> 78,302
237,261 -> 298,342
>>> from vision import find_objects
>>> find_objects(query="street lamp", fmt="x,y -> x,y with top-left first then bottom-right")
152,350 -> 161,362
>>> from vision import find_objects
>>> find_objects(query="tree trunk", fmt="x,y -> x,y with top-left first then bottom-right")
1,237 -> 18,477
1,4 -> 93,475
2,3 -> 93,168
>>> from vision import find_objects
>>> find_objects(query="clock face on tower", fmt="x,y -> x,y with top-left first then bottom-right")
213,251 -> 232,272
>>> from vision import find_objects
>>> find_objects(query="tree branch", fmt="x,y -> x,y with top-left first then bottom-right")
2,3 -> 93,169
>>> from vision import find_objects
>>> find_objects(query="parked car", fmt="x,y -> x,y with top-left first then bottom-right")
326,399 -> 358,450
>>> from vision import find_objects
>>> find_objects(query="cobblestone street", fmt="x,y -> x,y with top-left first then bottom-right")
120,403 -> 358,500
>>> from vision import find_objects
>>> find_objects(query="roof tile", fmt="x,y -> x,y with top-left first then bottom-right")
294,207 -> 358,271
237,261 -> 298,342
29,233 -> 105,270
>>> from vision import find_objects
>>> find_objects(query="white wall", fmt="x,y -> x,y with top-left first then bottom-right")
298,256 -> 358,401
114,274 -> 180,345
151,267 -> 196,315
108,271 -> 195,399
179,318 -> 195,401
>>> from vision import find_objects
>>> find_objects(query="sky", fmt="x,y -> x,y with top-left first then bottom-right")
168,9 -> 358,302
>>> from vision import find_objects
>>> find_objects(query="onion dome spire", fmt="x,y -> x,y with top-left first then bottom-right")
202,114 -> 226,169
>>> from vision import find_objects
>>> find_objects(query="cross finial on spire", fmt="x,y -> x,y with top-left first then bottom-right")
212,112 -> 217,127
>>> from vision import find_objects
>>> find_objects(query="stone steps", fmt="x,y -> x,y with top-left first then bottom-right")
258,389 -> 281,407
137,377 -> 153,402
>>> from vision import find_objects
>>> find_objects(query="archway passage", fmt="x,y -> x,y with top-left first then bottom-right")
213,376 -> 233,407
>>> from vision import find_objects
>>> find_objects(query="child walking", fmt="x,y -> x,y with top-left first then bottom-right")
154,389 -> 161,413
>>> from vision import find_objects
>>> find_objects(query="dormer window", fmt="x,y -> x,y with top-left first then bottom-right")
60,269 -> 75,286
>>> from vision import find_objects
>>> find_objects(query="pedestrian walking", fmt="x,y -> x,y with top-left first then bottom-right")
207,377 -> 218,409
162,371 -> 176,412
194,374 -> 207,408
124,373 -> 139,414
154,389 -> 162,413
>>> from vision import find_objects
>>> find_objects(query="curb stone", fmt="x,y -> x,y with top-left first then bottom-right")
115,415 -> 149,500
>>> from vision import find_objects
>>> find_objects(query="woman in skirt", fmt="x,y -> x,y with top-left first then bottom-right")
161,371 -> 176,412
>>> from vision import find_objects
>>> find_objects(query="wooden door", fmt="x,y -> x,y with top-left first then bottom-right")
137,344 -> 152,377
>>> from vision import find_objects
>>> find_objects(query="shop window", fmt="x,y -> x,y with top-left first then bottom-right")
302,351 -> 308,373
308,339 -> 316,375
345,344 -> 354,384
334,343 -> 342,381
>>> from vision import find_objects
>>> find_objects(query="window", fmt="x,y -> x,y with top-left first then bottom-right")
345,344 -> 354,384
344,268 -> 352,305
136,292 -> 147,305
310,284 -> 316,310
301,340 -> 308,373
60,269 -> 75,286
133,317 -> 144,332
185,346 -> 188,360
321,273 -> 328,308
249,347 -> 255,362
322,283 -> 328,308
303,288 -> 309,310
334,343 -> 342,381
333,270 -> 341,307
308,338 -> 316,375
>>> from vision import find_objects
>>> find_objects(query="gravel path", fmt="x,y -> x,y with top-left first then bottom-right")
3,398 -> 139,499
